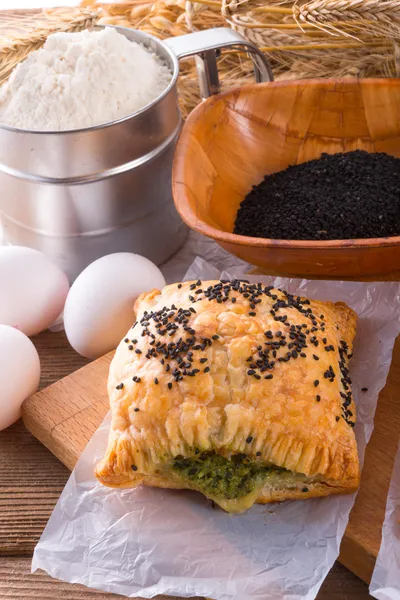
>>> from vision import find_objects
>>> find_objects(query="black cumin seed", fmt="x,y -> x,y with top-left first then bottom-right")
177,283 -> 182,289
302,487 -> 309,493
314,380 -> 319,387
247,369 -> 256,375
265,374 -> 273,380
246,436 -> 253,444
116,383 -> 124,390
168,382 -> 172,390
256,451 -> 262,456
361,387 -> 368,391
204,366 -> 210,373
135,349 -> 142,354
124,338 -> 129,343
134,407 -> 140,412
154,378 -> 159,385
131,465 -> 138,471
200,358 -> 208,363
316,395 -> 321,402
336,416 -> 340,422
128,345 -> 134,350
313,354 -> 319,361
249,312 -> 256,316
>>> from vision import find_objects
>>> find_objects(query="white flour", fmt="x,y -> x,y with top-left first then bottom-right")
0,27 -> 172,131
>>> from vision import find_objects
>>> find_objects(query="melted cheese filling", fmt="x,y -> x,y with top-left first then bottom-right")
168,451 -> 317,513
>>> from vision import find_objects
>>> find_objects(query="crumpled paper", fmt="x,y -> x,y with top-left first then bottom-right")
32,257 -> 400,600
370,439 -> 400,600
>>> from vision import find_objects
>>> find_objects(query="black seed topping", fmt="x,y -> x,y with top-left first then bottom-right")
131,465 -> 138,471
124,338 -> 129,343
336,416 -> 340,422
256,451 -> 262,456
246,436 -> 253,444
361,387 -> 368,392
316,395 -> 321,402
135,349 -> 142,354
128,345 -> 134,350
302,487 -> 309,493
130,280 -> 355,422
134,407 -> 140,412
116,383 -> 124,390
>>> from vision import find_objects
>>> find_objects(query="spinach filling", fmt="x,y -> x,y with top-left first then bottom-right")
172,451 -> 284,500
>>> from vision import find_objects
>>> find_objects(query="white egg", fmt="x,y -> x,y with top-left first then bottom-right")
0,325 -> 40,430
64,253 -> 166,359
0,246 -> 69,336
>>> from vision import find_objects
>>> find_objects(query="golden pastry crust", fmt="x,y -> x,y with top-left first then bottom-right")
95,279 -> 359,510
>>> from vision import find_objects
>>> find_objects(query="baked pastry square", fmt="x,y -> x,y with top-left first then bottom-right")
95,279 -> 359,513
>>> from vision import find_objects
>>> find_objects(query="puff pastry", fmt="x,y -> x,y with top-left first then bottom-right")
95,279 -> 359,513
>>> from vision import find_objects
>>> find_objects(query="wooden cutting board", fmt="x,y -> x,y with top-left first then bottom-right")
21,272 -> 400,585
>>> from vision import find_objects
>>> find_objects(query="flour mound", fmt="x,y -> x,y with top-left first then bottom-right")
0,27 -> 172,131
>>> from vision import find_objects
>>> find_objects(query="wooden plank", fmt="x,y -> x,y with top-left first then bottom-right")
23,353 -> 112,471
338,338 -> 400,579
21,324 -> 400,584
0,556 -> 371,600
0,332 -> 82,556
0,420 -> 68,555
22,352 -> 111,470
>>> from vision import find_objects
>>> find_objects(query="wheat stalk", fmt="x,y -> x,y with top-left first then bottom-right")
297,0 -> 400,24
295,0 -> 400,36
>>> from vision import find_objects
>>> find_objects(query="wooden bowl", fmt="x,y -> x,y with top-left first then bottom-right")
172,79 -> 400,278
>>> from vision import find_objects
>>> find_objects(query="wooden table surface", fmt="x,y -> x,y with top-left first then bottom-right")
0,330 -> 373,600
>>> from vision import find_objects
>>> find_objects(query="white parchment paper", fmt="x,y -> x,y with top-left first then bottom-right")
370,439 -> 400,600
32,257 -> 400,600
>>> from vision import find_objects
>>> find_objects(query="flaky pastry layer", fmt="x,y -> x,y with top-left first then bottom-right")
96,279 -> 359,511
